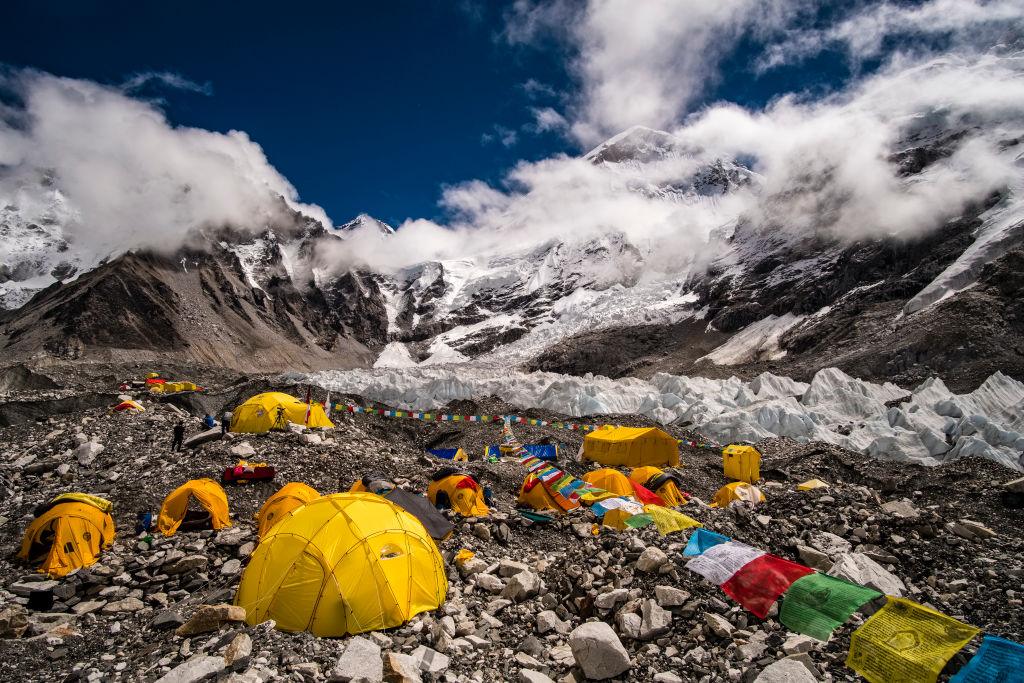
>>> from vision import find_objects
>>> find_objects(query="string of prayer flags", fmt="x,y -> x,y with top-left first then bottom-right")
780,573 -> 882,641
847,597 -> 980,683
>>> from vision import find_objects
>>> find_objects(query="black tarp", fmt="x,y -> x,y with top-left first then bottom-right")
382,488 -> 454,541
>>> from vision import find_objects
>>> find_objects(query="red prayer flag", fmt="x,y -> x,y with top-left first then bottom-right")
721,554 -> 815,619
630,482 -> 666,507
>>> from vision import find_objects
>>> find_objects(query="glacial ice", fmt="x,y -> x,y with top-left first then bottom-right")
304,365 -> 1024,472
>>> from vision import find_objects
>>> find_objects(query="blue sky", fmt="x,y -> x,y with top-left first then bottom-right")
3,1 -> 873,226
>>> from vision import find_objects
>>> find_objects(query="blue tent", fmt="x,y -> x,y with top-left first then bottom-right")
428,447 -> 467,461
485,444 -> 558,461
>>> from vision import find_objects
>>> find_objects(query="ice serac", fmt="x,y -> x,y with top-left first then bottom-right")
305,366 -> 1024,473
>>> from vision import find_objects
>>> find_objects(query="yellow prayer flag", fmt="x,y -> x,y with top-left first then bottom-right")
643,505 -> 703,536
847,597 -> 979,683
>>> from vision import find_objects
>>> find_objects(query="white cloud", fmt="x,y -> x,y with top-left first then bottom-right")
759,0 -> 1024,71
120,71 -> 212,96
531,106 -> 568,133
505,0 -> 798,145
0,70 -> 330,261
482,124 -> 519,147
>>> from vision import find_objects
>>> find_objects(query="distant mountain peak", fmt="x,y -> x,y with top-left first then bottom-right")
584,125 -> 683,164
337,213 -> 395,236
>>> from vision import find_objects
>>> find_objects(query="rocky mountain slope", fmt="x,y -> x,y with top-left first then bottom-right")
1,125 -> 1022,388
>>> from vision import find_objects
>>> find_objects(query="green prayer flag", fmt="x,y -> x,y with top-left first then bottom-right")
780,573 -> 882,641
624,514 -> 654,528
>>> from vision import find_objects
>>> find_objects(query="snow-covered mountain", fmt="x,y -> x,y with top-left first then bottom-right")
1,124 -> 1022,390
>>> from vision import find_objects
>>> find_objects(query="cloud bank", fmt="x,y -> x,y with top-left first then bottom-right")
0,69 -> 330,261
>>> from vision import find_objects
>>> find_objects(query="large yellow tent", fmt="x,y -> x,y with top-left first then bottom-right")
18,495 -> 115,577
710,482 -> 765,508
230,392 -> 334,433
583,426 -> 680,467
722,445 -> 761,483
582,468 -> 635,497
517,473 -> 580,513
629,466 -> 687,507
256,483 -> 320,538
236,493 -> 447,636
158,479 -> 232,536
427,474 -> 490,517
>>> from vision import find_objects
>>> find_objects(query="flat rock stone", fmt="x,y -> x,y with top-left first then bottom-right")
384,652 -> 423,683
827,553 -> 905,597
636,547 -> 668,573
568,621 -> 631,680
410,645 -> 449,675
880,498 -> 919,520
654,586 -> 688,608
704,612 -> 734,638
175,604 -> 246,637
520,671 -> 555,683
331,635 -> 382,682
639,599 -> 671,640
155,655 -> 226,683
101,597 -> 144,613
536,610 -> 569,635
754,658 -> 818,682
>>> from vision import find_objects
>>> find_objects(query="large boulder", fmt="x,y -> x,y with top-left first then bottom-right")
155,655 -> 226,683
569,621 -> 631,680
827,554 -> 905,597
331,635 -> 383,682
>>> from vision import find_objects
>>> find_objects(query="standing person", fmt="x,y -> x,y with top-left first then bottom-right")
221,410 -> 232,435
171,420 -> 185,452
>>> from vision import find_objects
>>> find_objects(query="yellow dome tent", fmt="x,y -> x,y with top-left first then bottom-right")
427,474 -> 489,517
629,466 -> 687,507
230,392 -> 334,433
256,482 -> 320,539
582,468 -> 636,498
582,426 -> 680,467
18,495 -> 115,577
158,479 -> 232,536
722,445 -> 761,483
236,493 -> 447,636
517,473 -> 580,513
710,482 -> 766,508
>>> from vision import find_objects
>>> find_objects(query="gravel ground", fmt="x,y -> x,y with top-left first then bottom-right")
0,369 -> 1020,682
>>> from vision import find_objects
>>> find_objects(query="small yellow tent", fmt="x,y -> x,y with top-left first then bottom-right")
710,482 -> 765,508
582,468 -> 635,498
583,427 -> 680,467
230,392 -> 334,433
629,466 -> 686,507
18,496 -> 115,577
158,479 -> 232,536
517,473 -> 580,513
236,493 -> 447,636
427,475 -> 489,517
256,482 -> 320,538
797,479 -> 830,491
722,445 -> 761,483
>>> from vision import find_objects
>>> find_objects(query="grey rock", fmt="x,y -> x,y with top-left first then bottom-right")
101,597 -> 144,613
520,671 -> 555,683
410,645 -> 449,675
331,635 -> 383,682
615,612 -> 642,640
594,589 -> 628,610
568,621 -> 631,680
704,612 -> 734,638
796,546 -> 833,572
880,498 -> 919,520
476,573 -> 505,594
152,610 -> 185,630
155,655 -> 226,683
754,658 -> 817,682
223,633 -> 253,668
654,586 -> 688,608
828,553 -> 905,597
536,610 -> 569,635
503,570 -> 541,602
639,599 -> 671,640
636,547 -> 668,573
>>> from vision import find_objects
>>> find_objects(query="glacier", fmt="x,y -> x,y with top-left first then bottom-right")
303,365 -> 1024,472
